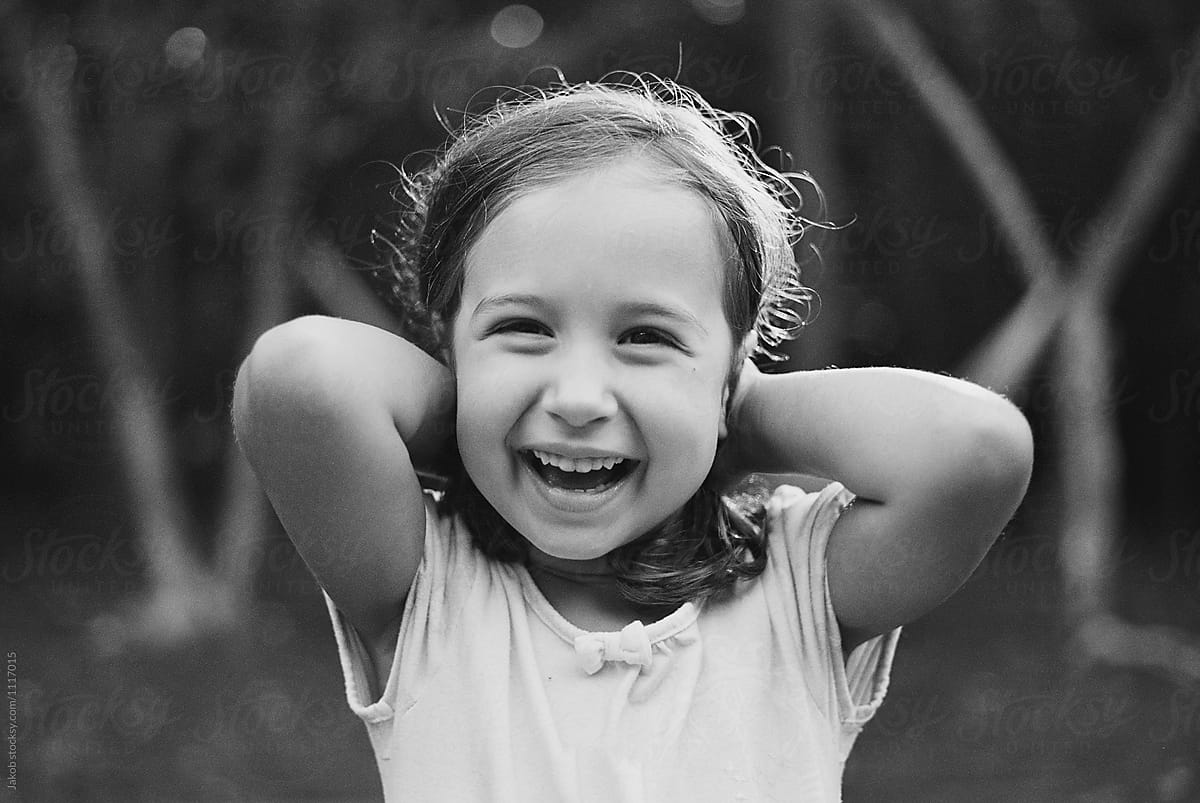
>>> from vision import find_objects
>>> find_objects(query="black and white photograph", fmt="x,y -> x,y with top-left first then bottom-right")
2,0 -> 1199,800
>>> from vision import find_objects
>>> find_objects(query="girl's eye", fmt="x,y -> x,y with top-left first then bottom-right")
492,319 -> 549,336
621,328 -> 676,347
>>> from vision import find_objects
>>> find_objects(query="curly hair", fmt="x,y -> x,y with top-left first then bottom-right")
371,75 -> 824,608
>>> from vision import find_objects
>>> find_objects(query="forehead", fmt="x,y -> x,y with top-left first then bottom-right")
460,158 -> 729,318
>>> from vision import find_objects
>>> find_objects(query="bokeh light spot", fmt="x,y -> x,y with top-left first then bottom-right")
690,0 -> 745,26
164,27 -> 207,70
490,5 -> 544,49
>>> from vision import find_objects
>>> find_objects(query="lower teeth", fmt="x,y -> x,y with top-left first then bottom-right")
527,455 -> 628,492
542,465 -> 614,492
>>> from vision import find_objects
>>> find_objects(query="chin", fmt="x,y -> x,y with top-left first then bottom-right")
519,526 -> 631,563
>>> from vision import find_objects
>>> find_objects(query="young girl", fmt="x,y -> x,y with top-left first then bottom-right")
232,79 -> 1033,801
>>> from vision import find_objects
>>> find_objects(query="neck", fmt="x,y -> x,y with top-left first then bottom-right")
525,547 -> 617,586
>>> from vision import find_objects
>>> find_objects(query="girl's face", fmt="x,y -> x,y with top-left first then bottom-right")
451,157 -> 742,567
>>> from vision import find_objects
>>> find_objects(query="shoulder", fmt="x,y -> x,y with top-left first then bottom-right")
766,481 -> 853,537
756,480 -> 855,609
359,492 -> 489,692
410,491 -> 489,581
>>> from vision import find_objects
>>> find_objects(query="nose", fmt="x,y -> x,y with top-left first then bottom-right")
540,352 -> 618,428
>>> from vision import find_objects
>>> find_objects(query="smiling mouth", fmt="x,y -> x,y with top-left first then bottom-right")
521,449 -> 639,493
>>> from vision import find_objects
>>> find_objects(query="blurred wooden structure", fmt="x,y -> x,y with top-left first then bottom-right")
5,0 -> 1199,688
838,0 -> 1200,684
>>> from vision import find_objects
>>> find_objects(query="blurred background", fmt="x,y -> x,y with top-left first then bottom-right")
3,0 -> 1200,800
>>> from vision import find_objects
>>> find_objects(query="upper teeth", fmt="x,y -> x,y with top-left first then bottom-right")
531,450 -> 625,472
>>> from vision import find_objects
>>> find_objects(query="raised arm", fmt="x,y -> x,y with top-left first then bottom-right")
231,315 -> 454,644
723,364 -> 1033,651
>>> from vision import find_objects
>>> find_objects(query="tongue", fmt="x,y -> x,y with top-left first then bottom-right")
541,464 -> 619,491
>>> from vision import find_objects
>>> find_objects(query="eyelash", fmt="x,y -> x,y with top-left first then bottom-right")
491,319 -> 548,336
620,327 -> 678,348
489,321 -> 680,349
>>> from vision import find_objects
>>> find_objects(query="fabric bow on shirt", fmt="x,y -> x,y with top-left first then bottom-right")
573,620 -> 653,675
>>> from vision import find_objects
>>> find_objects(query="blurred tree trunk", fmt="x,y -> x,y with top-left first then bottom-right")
5,0 -> 646,645
10,18 -> 216,639
762,0 -> 847,370
207,14 -> 312,617
835,0 -> 1200,685
3,3 -> 403,643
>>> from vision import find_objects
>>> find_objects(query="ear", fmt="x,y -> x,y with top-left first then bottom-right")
738,330 -> 759,361
718,331 -> 759,440
440,324 -> 458,371
718,394 -> 731,440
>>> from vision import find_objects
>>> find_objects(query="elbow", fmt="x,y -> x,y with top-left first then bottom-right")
241,315 -> 340,370
230,316 -> 344,450
952,398 -> 1035,527
986,399 -> 1034,495
230,356 -> 252,445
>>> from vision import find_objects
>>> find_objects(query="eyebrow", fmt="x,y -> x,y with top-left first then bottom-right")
469,293 -> 549,323
620,301 -> 710,335
470,294 -> 710,335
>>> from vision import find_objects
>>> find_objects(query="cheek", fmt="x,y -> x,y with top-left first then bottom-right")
453,354 -> 532,464
637,371 -> 726,460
